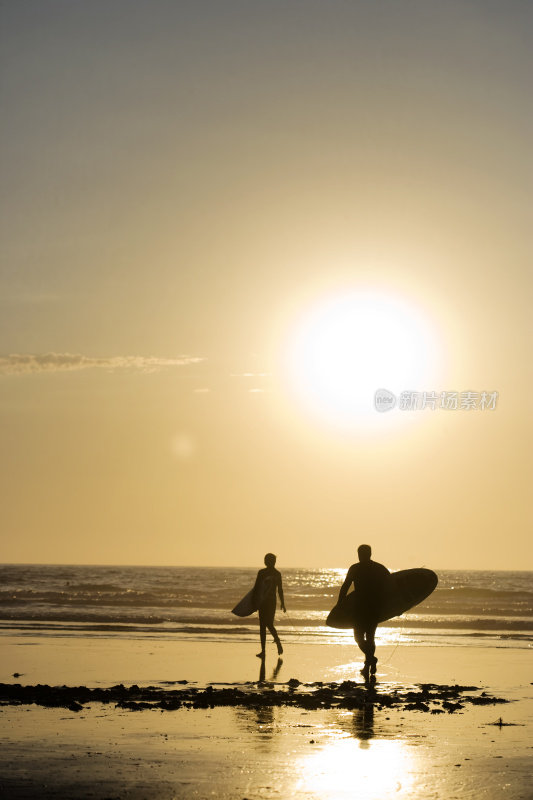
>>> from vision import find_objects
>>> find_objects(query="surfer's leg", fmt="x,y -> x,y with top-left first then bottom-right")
267,623 -> 283,655
265,606 -> 283,654
260,601 -> 282,654
257,610 -> 267,657
365,624 -> 378,673
364,626 -> 376,659
353,627 -> 368,659
355,628 -> 371,679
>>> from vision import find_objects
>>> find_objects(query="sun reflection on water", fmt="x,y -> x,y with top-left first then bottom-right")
293,734 -> 416,799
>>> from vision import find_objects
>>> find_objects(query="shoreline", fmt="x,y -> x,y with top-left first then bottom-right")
2,630 -> 531,688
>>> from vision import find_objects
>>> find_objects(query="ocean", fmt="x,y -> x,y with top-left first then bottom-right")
0,565 -> 531,650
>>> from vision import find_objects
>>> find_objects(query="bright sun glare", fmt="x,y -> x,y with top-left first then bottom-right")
294,735 -> 416,799
285,289 -> 438,430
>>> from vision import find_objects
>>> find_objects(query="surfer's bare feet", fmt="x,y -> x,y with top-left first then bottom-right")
276,643 -> 283,655
256,651 -> 265,659
370,657 -> 378,675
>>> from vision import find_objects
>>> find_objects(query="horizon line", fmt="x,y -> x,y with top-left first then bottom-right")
0,561 -> 529,573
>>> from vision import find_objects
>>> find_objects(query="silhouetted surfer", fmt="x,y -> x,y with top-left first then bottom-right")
252,553 -> 286,659
338,544 -> 390,679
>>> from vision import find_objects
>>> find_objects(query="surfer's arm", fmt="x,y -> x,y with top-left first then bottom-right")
277,573 -> 286,612
338,566 -> 355,602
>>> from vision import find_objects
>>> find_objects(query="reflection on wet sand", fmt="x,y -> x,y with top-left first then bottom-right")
233,657 -> 285,746
350,704 -> 375,742
235,687 -> 416,799
258,655 -> 284,684
239,649 -> 418,799
293,736 -> 416,799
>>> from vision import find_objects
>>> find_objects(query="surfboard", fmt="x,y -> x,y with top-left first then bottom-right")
231,589 -> 258,617
326,568 -> 438,629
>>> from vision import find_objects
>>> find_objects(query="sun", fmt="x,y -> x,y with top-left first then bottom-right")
284,289 -> 439,430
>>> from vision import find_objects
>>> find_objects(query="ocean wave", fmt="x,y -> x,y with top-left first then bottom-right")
0,608 -> 531,633
0,620 -> 531,650
1,590 -> 530,617
1,566 -> 531,634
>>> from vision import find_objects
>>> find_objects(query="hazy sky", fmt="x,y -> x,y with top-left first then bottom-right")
1,1 -> 531,570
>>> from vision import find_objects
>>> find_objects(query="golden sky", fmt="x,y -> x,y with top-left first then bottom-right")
1,1 -> 531,569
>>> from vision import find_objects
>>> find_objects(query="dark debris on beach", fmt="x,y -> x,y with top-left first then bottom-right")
0,681 -> 508,714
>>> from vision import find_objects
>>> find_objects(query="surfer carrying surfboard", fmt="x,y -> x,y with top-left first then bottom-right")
337,544 -> 391,678
252,553 -> 286,659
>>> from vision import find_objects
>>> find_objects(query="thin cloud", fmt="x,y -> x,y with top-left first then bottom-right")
230,372 -> 272,377
0,352 -> 204,376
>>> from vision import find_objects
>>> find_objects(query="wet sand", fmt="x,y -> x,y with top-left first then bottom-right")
0,636 -> 531,798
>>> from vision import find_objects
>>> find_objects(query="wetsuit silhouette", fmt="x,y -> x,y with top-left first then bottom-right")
339,551 -> 390,674
252,563 -> 285,657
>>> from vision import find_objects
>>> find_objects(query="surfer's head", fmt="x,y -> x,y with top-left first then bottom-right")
357,544 -> 371,562
264,553 -> 276,568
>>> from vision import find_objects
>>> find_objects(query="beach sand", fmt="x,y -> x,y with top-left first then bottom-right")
1,634 -> 531,799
